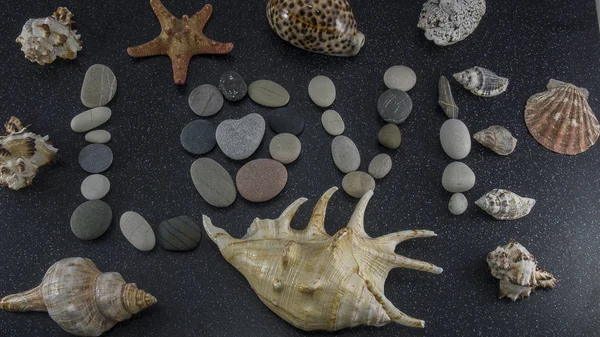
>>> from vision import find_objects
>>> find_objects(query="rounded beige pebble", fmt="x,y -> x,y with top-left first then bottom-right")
308,75 -> 336,107
449,193 -> 468,215
378,124 -> 402,149
321,110 -> 345,136
80,174 -> 110,200
384,65 -> 417,91
368,154 -> 392,179
85,130 -> 111,144
269,133 -> 301,164
71,107 -> 112,133
342,171 -> 376,198
120,211 -> 156,251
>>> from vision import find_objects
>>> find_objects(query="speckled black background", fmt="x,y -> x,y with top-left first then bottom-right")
1,0 -> 599,336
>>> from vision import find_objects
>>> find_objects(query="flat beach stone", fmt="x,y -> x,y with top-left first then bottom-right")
81,64 -> 117,108
236,159 -> 288,202
269,133 -> 301,164
80,174 -> 110,200
248,80 -> 290,107
342,171 -> 376,198
440,119 -> 471,160
449,193 -> 468,215
120,211 -> 156,251
157,216 -> 202,251
267,108 -> 304,135
70,200 -> 112,240
188,84 -> 224,117
308,75 -> 336,107
331,135 -> 360,173
216,113 -> 265,160
368,154 -> 392,179
85,130 -> 111,144
442,161 -> 476,193
180,119 -> 216,155
218,71 -> 247,102
378,89 -> 413,124
190,158 -> 236,208
378,124 -> 402,149
78,144 -> 113,173
321,110 -> 345,136
384,66 -> 417,91
71,107 -> 112,133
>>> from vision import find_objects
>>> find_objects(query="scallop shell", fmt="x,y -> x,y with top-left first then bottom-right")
524,79 -> 600,155
204,187 -> 443,331
266,0 -> 365,56
16,7 -> 82,65
475,189 -> 535,220
417,0 -> 486,46
473,125 -> 517,155
453,67 -> 508,97
438,75 -> 459,118
0,117 -> 58,190
487,241 -> 557,301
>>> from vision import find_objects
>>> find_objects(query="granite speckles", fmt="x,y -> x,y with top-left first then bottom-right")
157,216 -> 202,251
219,71 -> 247,102
377,89 -> 413,124
216,113 -> 265,160
71,107 -> 112,133
308,75 -> 336,107
180,120 -> 217,155
70,200 -> 112,240
331,135 -> 360,173
190,158 -> 236,208
120,211 -> 156,251
80,64 -> 117,108
236,159 -> 287,202
78,144 -> 113,173
188,84 -> 224,117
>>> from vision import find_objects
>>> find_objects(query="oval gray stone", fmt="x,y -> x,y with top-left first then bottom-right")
71,107 -> 112,133
321,110 -> 345,136
188,84 -> 224,117
190,158 -> 236,207
218,71 -> 247,102
81,174 -> 110,200
85,130 -> 111,144
308,75 -> 336,107
70,200 -> 112,240
248,80 -> 290,108
449,193 -> 468,215
180,119 -> 216,155
120,211 -> 156,251
157,216 -> 202,251
378,124 -> 402,149
81,64 -> 117,108
216,113 -> 265,160
79,144 -> 113,173
269,133 -> 301,164
442,162 -> 476,193
377,89 -> 413,124
342,171 -> 376,198
368,154 -> 392,179
440,119 -> 471,160
384,65 -> 417,91
331,136 -> 360,173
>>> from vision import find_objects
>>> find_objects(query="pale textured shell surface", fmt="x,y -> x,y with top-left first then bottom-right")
203,187 -> 442,331
16,7 -> 82,65
473,125 -> 517,155
438,75 -> 459,118
475,189 -> 535,220
417,0 -> 486,46
266,0 -> 365,56
525,79 -> 600,155
453,67 -> 509,97
487,241 -> 557,301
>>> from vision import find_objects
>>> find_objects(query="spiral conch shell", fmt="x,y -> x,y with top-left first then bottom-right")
418,0 -> 486,46
16,7 -> 82,65
0,257 -> 156,336
453,67 -> 509,97
475,189 -> 536,220
204,187 -> 443,331
473,125 -> 517,155
487,241 -> 557,301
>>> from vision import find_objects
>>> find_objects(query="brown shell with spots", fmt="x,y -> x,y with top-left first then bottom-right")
267,0 -> 365,56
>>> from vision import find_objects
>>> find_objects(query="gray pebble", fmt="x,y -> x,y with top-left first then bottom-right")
157,216 -> 202,251
321,110 -> 345,136
79,144 -> 113,173
71,107 -> 112,133
80,174 -> 110,200
378,124 -> 402,149
218,71 -> 247,102
80,64 -> 117,108
190,158 -> 236,207
331,135 -> 360,173
377,89 -> 413,124
269,133 -> 301,164
440,119 -> 471,160
449,193 -> 468,215
180,119 -> 217,155
308,75 -> 336,107
384,65 -> 417,91
70,200 -> 112,240
85,130 -> 111,144
120,211 -> 156,251
267,108 -> 304,135
342,171 -> 376,198
442,162 -> 475,193
368,154 -> 392,179
248,80 -> 290,107
188,84 -> 224,117
216,113 -> 265,160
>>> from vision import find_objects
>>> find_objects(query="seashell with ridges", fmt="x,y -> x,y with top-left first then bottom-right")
16,7 -> 82,65
0,116 -> 58,190
438,75 -> 459,118
203,187 -> 443,331
418,0 -> 486,46
473,125 -> 517,155
266,0 -> 365,56
524,79 -> 600,155
487,240 -> 557,301
0,257 -> 156,336
453,67 -> 508,97
475,189 -> 535,220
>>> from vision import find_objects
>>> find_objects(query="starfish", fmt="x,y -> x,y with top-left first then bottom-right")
127,0 -> 233,85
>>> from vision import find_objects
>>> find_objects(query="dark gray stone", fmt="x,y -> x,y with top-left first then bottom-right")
377,89 -> 413,124
267,108 -> 304,135
188,84 -> 224,117
70,200 -> 112,240
78,144 -> 113,173
218,71 -> 247,102
157,216 -> 202,251
180,120 -> 217,155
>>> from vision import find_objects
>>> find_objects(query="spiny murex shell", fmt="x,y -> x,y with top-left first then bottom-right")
267,0 -> 365,56
525,79 -> 600,155
16,7 -> 82,65
417,0 -> 486,46
438,75 -> 459,118
473,125 -> 517,155
475,189 -> 535,220
0,257 -> 156,337
0,116 -> 58,190
487,241 -> 557,301
204,187 -> 443,331
453,66 -> 509,97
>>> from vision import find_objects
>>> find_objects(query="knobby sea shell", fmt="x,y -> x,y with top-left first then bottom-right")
438,75 -> 459,118
0,117 -> 58,190
16,7 -> 82,65
453,67 -> 508,97
266,0 -> 365,56
204,187 -> 443,331
487,241 -> 557,301
524,79 -> 600,155
473,125 -> 517,155
0,257 -> 156,336
475,189 -> 535,220
417,0 -> 486,46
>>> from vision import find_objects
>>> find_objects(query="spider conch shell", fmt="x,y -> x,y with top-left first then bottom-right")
203,187 -> 443,331
487,241 -> 557,301
0,257 -> 156,337
417,0 -> 486,46
0,116 -> 58,190
475,189 -> 535,220
453,66 -> 509,97
16,7 -> 82,65
473,125 -> 517,155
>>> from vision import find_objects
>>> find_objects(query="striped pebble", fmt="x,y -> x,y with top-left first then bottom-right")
157,216 -> 202,251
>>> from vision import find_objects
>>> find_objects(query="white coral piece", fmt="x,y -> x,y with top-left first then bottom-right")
417,0 -> 486,46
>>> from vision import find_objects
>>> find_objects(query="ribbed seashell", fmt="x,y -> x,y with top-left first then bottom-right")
0,257 -> 156,336
0,117 -> 58,190
438,75 -> 459,118
204,187 -> 442,331
475,189 -> 535,220
473,125 -> 517,155
487,241 -> 557,301
417,0 -> 486,46
16,7 -> 82,65
453,67 -> 509,97
524,79 -> 600,155
266,0 -> 365,56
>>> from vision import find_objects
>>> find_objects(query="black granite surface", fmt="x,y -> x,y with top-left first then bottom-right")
1,0 -> 599,336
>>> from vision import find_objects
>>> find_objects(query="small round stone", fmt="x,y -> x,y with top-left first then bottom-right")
377,89 -> 413,124
157,216 -> 202,251
331,136 -> 360,173
378,124 -> 402,149
180,120 -> 217,155
120,211 -> 156,251
71,107 -> 112,133
236,159 -> 288,203
80,64 -> 117,108
78,144 -> 113,173
270,133 -> 301,164
70,200 -> 112,240
321,110 -> 345,136
267,108 -> 305,135
342,171 -> 376,198
368,154 -> 392,179
80,174 -> 110,200
190,158 -> 236,208
188,84 -> 224,117
384,65 -> 417,91
218,71 -> 247,102
85,130 -> 111,144
440,119 -> 471,160
308,75 -> 336,107
441,162 -> 476,193
449,193 -> 468,215
248,80 -> 290,108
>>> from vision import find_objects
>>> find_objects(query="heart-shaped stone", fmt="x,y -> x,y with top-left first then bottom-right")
216,113 -> 266,160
